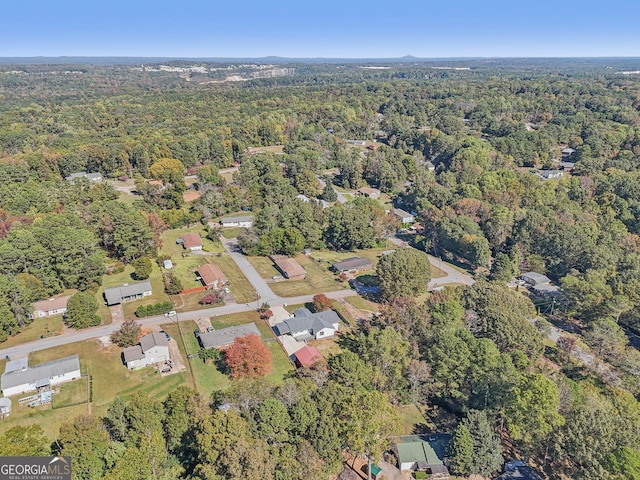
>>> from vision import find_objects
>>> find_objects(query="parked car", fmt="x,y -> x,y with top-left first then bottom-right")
164,310 -> 177,317
159,330 -> 171,341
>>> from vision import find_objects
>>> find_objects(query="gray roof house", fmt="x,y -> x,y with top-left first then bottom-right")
65,171 -> 103,182
332,257 -> 373,273
394,208 -> 415,224
520,272 -> 551,286
273,308 -> 340,340
1,355 -> 81,397
196,322 -> 261,349
123,332 -> 170,370
220,215 -> 253,228
104,281 -> 153,306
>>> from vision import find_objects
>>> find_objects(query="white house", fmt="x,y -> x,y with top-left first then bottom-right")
31,295 -> 71,319
520,272 -> 551,286
1,355 -> 81,397
122,333 -> 170,370
65,172 -> 103,182
394,208 -> 415,224
182,232 -> 203,251
273,308 -> 340,340
220,215 -> 253,228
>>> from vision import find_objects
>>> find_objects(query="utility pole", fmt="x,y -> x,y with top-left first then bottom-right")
86,368 -> 91,415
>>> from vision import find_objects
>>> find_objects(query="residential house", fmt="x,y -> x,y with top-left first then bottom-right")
357,187 -> 381,200
270,255 -> 306,280
294,345 -> 324,368
65,172 -> 103,182
332,257 -> 373,274
220,215 -> 253,228
182,232 -> 203,251
273,308 -> 340,340
537,170 -> 564,180
196,322 -> 261,349
496,461 -> 543,480
104,281 -> 153,306
296,194 -> 310,202
31,295 -> 71,318
1,355 -> 81,397
561,147 -> 576,158
196,263 -> 228,289
520,272 -> 551,286
394,208 -> 415,224
347,140 -> 366,146
395,434 -> 451,479
123,332 -> 170,370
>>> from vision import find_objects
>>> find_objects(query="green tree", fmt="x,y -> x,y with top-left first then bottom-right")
58,415 -> 110,480
448,424 -> 474,476
376,248 -> 431,300
131,257 -> 152,280
163,272 -> 183,295
462,410 -> 503,477
254,398 -> 292,444
585,317 -> 628,361
110,319 -> 141,347
66,291 -> 101,328
0,425 -> 49,456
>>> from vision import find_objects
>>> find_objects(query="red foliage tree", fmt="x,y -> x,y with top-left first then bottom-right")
199,293 -> 219,305
261,309 -> 273,320
312,293 -> 332,312
224,334 -> 272,378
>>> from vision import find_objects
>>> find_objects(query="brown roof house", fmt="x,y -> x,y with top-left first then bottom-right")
181,232 -> 203,251
31,295 -> 72,319
122,332 -> 170,370
270,255 -> 306,280
196,263 -> 228,289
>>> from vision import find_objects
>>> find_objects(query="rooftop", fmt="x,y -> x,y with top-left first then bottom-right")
394,208 -> 413,218
139,332 -> 169,352
32,295 -> 71,313
271,255 -> 306,278
273,308 -> 340,336
122,345 -> 145,362
197,263 -> 227,286
197,322 -> 261,349
104,281 -> 152,306
182,232 -> 203,249
395,434 -> 451,468
294,345 -> 324,368
1,355 -> 80,391
220,215 -> 253,223
333,257 -> 372,271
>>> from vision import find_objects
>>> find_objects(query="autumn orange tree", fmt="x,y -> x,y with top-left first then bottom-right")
224,334 -> 272,378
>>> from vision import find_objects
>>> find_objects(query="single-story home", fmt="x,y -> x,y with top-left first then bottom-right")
537,170 -> 564,180
182,232 -> 203,251
394,208 -> 415,224
332,257 -> 373,273
561,147 -> 576,157
395,434 -> 451,479
271,255 -> 306,280
31,295 -> 72,319
220,215 -> 253,228
294,345 -> 324,368
357,187 -> 381,200
296,194 -> 310,203
104,281 -> 153,306
273,308 -> 340,341
196,263 -> 228,289
65,172 -> 103,182
196,322 -> 261,349
520,272 -> 551,286
122,332 -> 170,370
1,355 -> 81,397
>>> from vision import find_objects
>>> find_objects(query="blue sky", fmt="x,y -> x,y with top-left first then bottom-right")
3,0 -> 639,57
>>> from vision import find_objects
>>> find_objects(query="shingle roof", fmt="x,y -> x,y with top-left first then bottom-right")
333,257 -> 372,272
197,322 -> 261,349
273,309 -> 340,337
32,295 -> 71,313
271,255 -> 306,279
220,215 -> 253,224
104,281 -> 152,305
123,345 -> 145,362
182,232 -> 203,249
394,208 -> 413,218
197,263 -> 227,286
295,346 -> 324,368
139,332 -> 169,352
1,355 -> 80,391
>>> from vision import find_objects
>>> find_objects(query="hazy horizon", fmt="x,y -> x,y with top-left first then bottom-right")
3,0 -> 639,58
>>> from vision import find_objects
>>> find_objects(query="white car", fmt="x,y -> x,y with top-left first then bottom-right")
164,310 -> 177,317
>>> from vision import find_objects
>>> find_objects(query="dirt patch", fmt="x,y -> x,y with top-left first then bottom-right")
109,304 -> 124,324
162,338 -> 187,375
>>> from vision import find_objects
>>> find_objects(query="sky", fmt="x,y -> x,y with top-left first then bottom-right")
2,0 -> 639,58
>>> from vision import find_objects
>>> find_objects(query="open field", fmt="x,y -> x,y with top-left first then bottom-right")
248,256 -> 281,279
0,315 -> 64,349
269,255 -> 346,297
220,227 -> 241,239
346,296 -> 380,313
397,404 -> 429,435
0,338 -> 192,438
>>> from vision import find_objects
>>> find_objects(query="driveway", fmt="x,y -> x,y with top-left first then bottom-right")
317,176 -> 349,204
220,237 -> 279,304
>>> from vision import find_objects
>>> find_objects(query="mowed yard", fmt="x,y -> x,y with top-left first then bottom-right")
161,312 -> 292,397
0,339 -> 192,438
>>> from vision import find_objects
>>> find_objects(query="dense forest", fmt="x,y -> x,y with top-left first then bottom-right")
1,59 -> 640,479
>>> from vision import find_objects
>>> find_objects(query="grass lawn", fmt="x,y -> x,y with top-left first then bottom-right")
346,296 -> 380,313
219,171 -> 235,184
0,339 -> 193,438
167,256 -> 206,290
248,256 -> 281,279
0,316 -> 64,348
160,225 -> 224,258
270,255 -> 346,297
397,404 -> 429,435
97,263 -> 170,321
220,227 -> 241,239
212,255 -> 256,304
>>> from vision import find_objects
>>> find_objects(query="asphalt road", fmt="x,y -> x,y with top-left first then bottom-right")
316,176 -> 349,204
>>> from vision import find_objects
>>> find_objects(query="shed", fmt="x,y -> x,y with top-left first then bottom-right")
0,397 -> 11,418
294,346 -> 324,368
